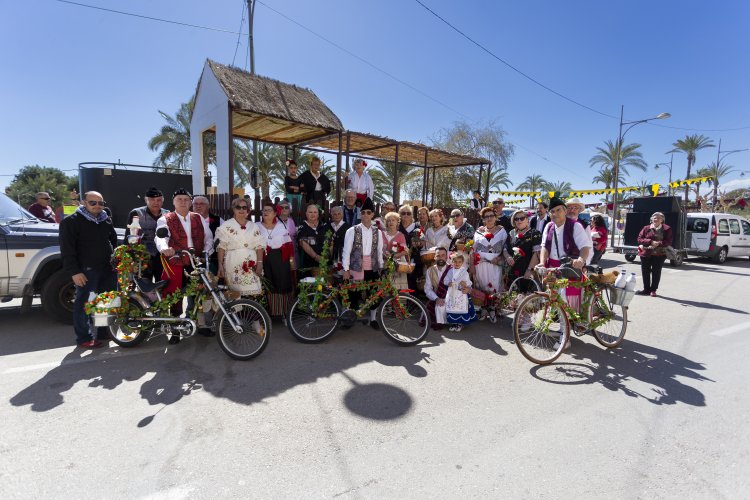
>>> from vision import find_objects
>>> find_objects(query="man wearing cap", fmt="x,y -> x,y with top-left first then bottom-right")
155,188 -> 213,343
28,192 -> 57,223
448,208 -> 475,251
342,197 -> 384,330
125,187 -> 169,281
538,198 -> 593,346
566,198 -> 590,233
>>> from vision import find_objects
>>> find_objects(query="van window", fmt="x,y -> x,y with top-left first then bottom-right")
729,219 -> 740,234
742,220 -> 750,236
687,218 -> 709,232
718,219 -> 730,233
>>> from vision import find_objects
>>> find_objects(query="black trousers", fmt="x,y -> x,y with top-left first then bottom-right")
640,255 -> 667,292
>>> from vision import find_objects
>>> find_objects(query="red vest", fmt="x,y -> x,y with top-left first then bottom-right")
165,211 -> 205,266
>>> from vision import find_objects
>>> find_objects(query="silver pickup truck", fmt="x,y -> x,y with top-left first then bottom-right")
0,192 -> 124,323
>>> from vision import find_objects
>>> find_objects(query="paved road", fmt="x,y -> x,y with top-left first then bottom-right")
2,254 -> 749,498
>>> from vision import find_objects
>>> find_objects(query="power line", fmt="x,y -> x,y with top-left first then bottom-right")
231,0 -> 247,67
52,0 -> 245,35
413,0 -> 750,133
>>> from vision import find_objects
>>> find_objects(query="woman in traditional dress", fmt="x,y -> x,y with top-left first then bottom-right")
346,158 -> 374,204
470,206 -> 508,323
258,203 -> 295,321
215,198 -> 265,297
297,204 -> 332,278
421,209 -> 452,259
382,211 -> 410,290
502,209 -> 541,292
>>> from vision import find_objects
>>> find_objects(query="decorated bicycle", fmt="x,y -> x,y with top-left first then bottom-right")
510,260 -> 630,364
85,226 -> 271,360
286,231 -> 430,346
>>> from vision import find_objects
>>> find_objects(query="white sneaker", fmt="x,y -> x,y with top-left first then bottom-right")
453,325 -> 463,332
488,311 -> 497,324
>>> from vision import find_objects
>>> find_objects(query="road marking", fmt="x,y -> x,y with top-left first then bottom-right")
709,321 -> 750,337
2,345 -> 166,374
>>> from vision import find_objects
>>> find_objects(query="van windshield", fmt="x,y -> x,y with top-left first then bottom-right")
687,217 -> 709,232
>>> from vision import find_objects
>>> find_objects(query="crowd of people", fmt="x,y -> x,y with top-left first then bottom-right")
62,157 -> 651,349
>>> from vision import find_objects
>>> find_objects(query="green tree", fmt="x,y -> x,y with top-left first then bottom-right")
516,174 -> 547,207
370,161 -> 421,205
591,167 -> 624,206
148,95 -> 216,173
542,180 -> 573,197
701,162 -> 738,204
5,165 -> 77,209
670,134 -> 715,203
589,139 -> 648,178
426,120 -> 515,206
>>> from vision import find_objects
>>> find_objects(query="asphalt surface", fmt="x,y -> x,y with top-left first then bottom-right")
1,253 -> 749,499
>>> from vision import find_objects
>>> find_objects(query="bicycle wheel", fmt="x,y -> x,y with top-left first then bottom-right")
378,293 -> 430,346
507,276 -> 541,295
513,293 -> 570,364
217,299 -> 271,360
287,292 -> 340,343
589,291 -> 627,348
109,302 -> 149,347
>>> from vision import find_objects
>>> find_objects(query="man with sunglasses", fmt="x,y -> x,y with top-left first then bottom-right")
59,191 -> 118,348
342,197 -> 384,329
28,191 -> 57,223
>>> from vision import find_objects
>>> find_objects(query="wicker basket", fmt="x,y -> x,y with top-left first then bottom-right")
589,271 -> 618,285
421,251 -> 436,266
397,262 -> 415,273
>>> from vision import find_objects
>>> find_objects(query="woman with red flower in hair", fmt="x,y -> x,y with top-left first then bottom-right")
470,206 -> 508,323
502,209 -> 542,292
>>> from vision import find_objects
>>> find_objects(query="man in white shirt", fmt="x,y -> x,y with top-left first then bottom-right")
424,247 -> 450,330
154,188 -> 213,343
342,197 -> 384,329
530,201 -> 551,234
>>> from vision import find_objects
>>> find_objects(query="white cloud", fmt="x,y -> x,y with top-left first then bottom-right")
719,177 -> 750,191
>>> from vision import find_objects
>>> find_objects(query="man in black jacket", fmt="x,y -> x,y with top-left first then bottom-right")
59,191 -> 118,348
299,156 -> 331,205
530,201 -> 551,233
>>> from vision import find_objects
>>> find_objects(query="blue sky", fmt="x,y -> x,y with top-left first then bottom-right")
2,0 -> 749,200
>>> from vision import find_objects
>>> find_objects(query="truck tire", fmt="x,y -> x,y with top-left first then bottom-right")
624,253 -> 637,262
41,269 -> 76,324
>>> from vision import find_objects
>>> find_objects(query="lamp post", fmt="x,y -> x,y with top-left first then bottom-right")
610,105 -> 671,247
715,139 -> 749,169
654,154 -> 674,195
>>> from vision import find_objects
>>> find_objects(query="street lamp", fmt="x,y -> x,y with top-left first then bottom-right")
654,154 -> 674,195
716,139 -> 749,168
610,106 -> 670,247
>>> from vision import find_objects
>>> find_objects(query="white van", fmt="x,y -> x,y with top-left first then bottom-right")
686,212 -> 750,263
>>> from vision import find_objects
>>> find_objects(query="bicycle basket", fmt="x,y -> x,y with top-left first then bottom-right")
607,285 -> 634,307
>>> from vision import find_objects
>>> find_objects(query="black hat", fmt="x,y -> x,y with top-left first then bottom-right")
549,197 -> 566,211
361,197 -> 375,212
145,186 -> 163,198
173,188 -> 192,199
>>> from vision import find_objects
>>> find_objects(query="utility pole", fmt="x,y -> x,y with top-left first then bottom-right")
247,0 -> 259,212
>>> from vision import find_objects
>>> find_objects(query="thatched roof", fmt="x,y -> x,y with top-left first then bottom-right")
206,60 -> 343,145
304,131 -> 489,168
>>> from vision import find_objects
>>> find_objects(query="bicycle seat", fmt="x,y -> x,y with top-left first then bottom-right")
135,277 -> 170,293
585,265 -> 603,274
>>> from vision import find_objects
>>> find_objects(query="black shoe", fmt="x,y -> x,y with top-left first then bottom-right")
168,335 -> 181,345
635,289 -> 649,296
369,320 -> 380,330
198,328 -> 215,337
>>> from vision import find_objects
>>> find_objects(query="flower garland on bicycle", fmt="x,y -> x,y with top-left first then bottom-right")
341,197 -> 385,330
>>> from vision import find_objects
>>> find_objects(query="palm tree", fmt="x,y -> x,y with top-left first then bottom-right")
542,180 -> 572,197
588,139 -> 648,178
591,167 -> 625,207
516,174 -> 547,207
670,134 -> 715,203
372,161 -> 420,205
701,162 -> 738,205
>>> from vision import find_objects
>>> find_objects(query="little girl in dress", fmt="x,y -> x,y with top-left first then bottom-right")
445,253 -> 478,332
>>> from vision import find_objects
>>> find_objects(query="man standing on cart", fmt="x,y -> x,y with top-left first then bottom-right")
342,197 -> 384,330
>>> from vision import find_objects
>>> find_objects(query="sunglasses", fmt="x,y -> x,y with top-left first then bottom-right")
361,210 -> 374,215
513,216 -> 527,222
234,205 -> 249,210
86,200 -> 106,207
39,197 -> 51,201
399,212 -> 412,216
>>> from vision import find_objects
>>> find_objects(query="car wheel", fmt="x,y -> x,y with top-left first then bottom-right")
41,269 -> 75,323
624,253 -> 637,262
712,246 -> 728,264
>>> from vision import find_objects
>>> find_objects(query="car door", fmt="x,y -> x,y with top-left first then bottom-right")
0,225 -> 9,294
686,215 -> 710,252
739,219 -> 750,256
728,218 -> 742,256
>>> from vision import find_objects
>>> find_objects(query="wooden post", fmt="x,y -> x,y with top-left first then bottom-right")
393,144 -> 400,205
335,132 -> 343,203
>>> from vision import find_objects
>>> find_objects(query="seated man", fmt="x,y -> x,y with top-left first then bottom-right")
424,247 -> 450,330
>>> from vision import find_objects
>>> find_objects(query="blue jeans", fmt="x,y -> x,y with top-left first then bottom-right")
73,267 -> 116,344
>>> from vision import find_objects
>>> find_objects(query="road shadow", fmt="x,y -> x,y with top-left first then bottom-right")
0,306 -> 71,356
656,295 -> 748,315
529,337 -> 711,406
9,320 -> 434,423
